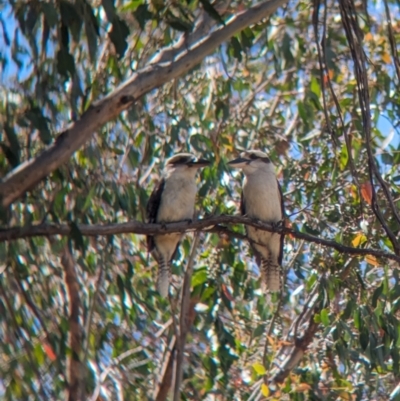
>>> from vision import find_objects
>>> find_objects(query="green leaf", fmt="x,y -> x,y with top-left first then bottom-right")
253,324 -> 266,338
134,4 -> 153,30
191,270 -> 208,287
117,274 -> 127,317
69,221 -> 85,255
360,328 -> 369,350
83,3 -> 99,63
109,17 -> 130,58
372,284 -> 383,308
252,362 -> 266,375
230,36 -> 242,62
303,224 -> 319,236
320,308 -> 330,327
57,48 -> 76,79
41,3 -> 58,27
310,76 -> 321,97
199,0 -> 225,25
60,0 -> 82,41
26,106 -> 52,145
3,123 -> 20,166
101,0 -> 116,21
240,28 -> 254,49
339,144 -> 349,171
166,16 -> 192,32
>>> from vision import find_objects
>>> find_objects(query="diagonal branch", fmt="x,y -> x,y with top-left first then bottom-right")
0,215 -> 399,263
0,0 -> 287,208
269,311 -> 320,384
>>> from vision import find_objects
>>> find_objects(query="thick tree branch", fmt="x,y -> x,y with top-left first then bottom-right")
0,0 -> 287,207
0,215 -> 399,263
62,246 -> 83,401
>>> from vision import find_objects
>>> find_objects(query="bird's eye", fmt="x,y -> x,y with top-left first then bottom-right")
249,154 -> 258,160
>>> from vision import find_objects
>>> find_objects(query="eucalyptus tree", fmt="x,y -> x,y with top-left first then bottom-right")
1,0 -> 400,400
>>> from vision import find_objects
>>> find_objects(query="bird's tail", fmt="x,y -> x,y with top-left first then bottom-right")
261,258 -> 281,292
157,257 -> 170,298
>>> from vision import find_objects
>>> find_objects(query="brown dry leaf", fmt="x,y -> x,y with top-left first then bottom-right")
221,283 -> 234,302
360,182 -> 373,205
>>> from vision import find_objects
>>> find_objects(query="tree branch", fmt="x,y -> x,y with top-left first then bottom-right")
153,298 -> 198,401
1,215 -> 399,263
173,233 -> 201,401
269,311 -> 320,384
0,0 -> 287,207
62,245 -> 83,401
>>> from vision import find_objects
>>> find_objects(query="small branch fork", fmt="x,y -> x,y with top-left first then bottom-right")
0,215 -> 398,263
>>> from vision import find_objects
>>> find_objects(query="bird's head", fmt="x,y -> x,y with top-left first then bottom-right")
228,150 -> 273,175
164,153 -> 210,176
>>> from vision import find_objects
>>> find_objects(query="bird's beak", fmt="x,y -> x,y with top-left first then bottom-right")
188,158 -> 211,168
228,157 -> 250,168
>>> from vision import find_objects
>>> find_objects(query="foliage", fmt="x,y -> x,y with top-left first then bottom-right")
1,0 -> 400,400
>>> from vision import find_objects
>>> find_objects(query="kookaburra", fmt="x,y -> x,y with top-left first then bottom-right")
146,153 -> 210,297
228,150 -> 284,292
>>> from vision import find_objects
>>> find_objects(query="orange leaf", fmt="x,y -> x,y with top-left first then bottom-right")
352,233 -> 367,247
382,52 -> 391,64
360,182 -> 373,205
364,32 -> 373,41
366,255 -> 380,267
43,343 -> 57,361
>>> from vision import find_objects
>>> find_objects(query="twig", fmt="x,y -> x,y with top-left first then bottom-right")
1,215 -> 399,263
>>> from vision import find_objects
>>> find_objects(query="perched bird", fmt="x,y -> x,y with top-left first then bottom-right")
228,150 -> 284,292
146,153 -> 210,297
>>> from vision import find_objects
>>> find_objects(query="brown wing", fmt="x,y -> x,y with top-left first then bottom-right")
146,179 -> 165,253
277,180 -> 285,266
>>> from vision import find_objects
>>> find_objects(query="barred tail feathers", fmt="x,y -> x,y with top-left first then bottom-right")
260,257 -> 281,292
157,257 -> 170,298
